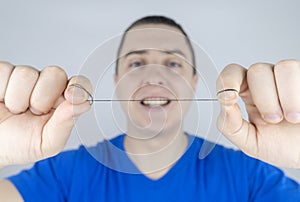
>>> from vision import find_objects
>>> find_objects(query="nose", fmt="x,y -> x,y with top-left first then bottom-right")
142,65 -> 166,85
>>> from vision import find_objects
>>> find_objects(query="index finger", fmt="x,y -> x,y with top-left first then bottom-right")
0,62 -> 14,101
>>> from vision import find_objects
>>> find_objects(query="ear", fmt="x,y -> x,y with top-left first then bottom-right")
114,74 -> 118,86
191,73 -> 199,92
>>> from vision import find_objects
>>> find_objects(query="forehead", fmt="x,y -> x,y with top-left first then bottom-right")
119,24 -> 192,61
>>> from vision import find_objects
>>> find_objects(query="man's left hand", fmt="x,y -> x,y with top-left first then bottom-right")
217,59 -> 300,168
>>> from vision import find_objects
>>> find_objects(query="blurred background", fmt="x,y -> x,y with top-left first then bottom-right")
0,0 -> 299,182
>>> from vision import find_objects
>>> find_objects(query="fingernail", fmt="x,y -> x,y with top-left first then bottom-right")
29,107 -> 43,115
218,91 -> 237,101
286,112 -> 300,123
67,85 -> 86,102
264,114 -> 282,123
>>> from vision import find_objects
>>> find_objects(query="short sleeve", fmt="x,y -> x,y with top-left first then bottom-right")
7,149 -> 80,202
247,158 -> 300,201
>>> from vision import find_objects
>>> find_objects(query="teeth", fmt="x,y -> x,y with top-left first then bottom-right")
141,99 -> 170,107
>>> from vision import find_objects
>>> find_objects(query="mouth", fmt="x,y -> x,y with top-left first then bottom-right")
140,97 -> 171,108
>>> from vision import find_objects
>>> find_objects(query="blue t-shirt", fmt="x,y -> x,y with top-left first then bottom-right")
8,134 -> 300,201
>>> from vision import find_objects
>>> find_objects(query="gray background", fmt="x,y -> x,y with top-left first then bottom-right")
0,0 -> 300,182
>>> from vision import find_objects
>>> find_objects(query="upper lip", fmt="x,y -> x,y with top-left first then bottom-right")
134,85 -> 175,101
140,96 -> 170,101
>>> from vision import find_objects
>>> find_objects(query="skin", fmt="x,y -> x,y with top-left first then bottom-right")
0,23 -> 299,201
217,61 -> 300,168
114,24 -> 198,177
0,63 -> 92,202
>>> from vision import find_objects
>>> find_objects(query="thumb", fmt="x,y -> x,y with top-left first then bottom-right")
64,76 -> 93,105
216,63 -> 245,134
216,64 -> 258,156
40,75 -> 93,158
41,100 -> 91,158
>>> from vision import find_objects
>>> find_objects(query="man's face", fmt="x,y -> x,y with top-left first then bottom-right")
114,24 -> 198,136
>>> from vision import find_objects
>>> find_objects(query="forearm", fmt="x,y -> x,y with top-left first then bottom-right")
0,180 -> 23,202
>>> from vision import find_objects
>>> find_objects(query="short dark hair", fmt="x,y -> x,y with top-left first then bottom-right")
115,15 -> 196,75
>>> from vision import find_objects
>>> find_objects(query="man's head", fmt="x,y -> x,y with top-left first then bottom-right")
116,16 -> 196,75
114,16 -> 198,136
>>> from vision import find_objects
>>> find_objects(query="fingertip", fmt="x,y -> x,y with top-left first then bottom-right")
29,107 -> 43,115
64,84 -> 91,104
262,113 -> 283,124
285,112 -> 300,124
217,89 -> 239,106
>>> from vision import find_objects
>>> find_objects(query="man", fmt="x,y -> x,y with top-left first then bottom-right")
0,16 -> 299,201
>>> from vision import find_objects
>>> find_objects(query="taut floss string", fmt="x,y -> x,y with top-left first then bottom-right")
69,83 -> 238,105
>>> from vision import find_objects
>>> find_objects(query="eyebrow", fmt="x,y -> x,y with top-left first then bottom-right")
124,50 -> 148,58
124,49 -> 186,58
164,49 -> 186,57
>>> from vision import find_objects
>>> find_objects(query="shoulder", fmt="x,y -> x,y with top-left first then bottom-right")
49,134 -> 126,171
187,134 -> 247,161
187,134 -> 284,179
52,135 -> 124,165
189,134 -> 300,200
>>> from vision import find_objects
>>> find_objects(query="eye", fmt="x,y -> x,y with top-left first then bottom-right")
168,61 -> 182,68
129,61 -> 143,68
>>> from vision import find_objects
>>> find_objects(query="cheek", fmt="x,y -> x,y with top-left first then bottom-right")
171,75 -> 196,97
115,77 -> 139,99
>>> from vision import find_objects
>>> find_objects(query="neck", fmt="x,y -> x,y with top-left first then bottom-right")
124,124 -> 188,179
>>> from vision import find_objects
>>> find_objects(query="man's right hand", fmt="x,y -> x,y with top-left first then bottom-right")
0,61 -> 92,168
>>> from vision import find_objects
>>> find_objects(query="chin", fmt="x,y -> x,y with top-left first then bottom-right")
127,117 -> 183,139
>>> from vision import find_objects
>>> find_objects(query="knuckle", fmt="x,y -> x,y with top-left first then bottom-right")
218,64 -> 240,83
217,64 -> 246,92
221,63 -> 246,80
14,66 -> 39,80
248,63 -> 272,75
275,59 -> 300,72
223,63 -> 242,72
0,61 -> 11,65
43,66 -> 67,80
0,63 -> 14,101
0,61 -> 14,74
70,75 -> 88,82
